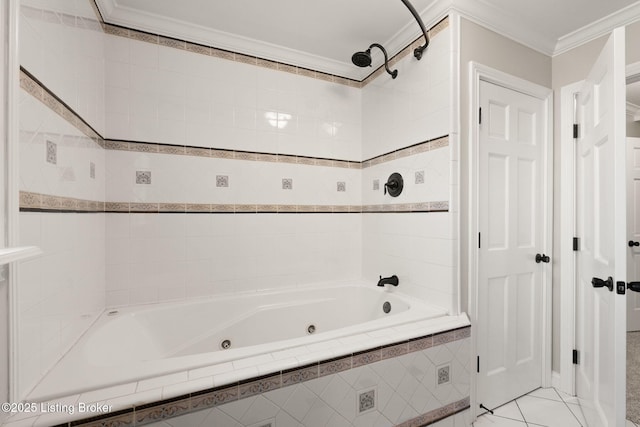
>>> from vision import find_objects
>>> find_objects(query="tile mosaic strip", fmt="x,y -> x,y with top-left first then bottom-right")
19,68 -> 104,147
50,325 -> 470,427
19,192 -> 449,214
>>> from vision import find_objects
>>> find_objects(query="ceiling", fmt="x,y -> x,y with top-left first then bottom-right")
96,0 -> 640,80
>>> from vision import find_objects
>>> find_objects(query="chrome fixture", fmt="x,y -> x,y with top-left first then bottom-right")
352,43 -> 398,79
377,275 -> 399,287
400,0 -> 430,60
383,301 -> 392,313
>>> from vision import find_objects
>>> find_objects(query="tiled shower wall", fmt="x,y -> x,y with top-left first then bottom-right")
15,0 -> 456,401
17,0 -> 106,397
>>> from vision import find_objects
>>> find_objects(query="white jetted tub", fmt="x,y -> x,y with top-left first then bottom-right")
29,283 -> 449,400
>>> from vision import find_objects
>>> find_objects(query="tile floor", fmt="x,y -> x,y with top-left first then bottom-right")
473,387 -> 639,427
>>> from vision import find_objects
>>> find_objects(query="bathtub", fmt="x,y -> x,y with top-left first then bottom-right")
28,282 -> 452,401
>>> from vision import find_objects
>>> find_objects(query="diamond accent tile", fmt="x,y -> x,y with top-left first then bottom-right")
136,171 -> 151,185
358,389 -> 375,413
90,162 -> 95,179
437,365 -> 450,385
415,170 -> 425,184
337,181 -> 346,192
373,179 -> 380,190
282,178 -> 293,190
46,140 -> 57,164
216,175 -> 229,187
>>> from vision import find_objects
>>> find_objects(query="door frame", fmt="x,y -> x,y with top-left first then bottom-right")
559,62 -> 640,396
468,61 -> 554,417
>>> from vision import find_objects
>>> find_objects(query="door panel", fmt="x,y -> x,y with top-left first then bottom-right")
477,81 -> 545,409
627,137 -> 640,332
575,27 -> 626,427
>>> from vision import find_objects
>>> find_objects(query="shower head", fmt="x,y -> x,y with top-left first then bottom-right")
351,50 -> 372,68
351,43 -> 397,79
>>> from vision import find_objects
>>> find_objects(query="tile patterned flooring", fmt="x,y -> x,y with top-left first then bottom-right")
473,387 -> 639,427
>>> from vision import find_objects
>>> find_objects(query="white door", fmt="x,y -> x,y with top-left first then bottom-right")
627,137 -> 640,332
575,27 -> 626,427
477,80 -> 546,409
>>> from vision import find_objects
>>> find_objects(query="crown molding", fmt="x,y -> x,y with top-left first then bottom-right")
554,1 -> 640,56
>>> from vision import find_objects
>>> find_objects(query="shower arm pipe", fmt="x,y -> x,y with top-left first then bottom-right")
370,43 -> 398,79
400,0 -> 430,59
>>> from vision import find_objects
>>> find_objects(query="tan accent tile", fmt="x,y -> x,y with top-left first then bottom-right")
319,356 -> 351,377
408,336 -> 433,353
429,201 -> 449,211
158,145 -> 186,155
210,149 -> 234,159
186,204 -> 211,213
159,36 -> 186,50
185,146 -> 211,157
90,201 -> 105,212
129,29 -> 158,44
256,153 -> 278,163
135,398 -> 190,426
349,205 -> 362,213
234,151 -> 257,161
59,197 -> 77,211
361,160 -> 372,169
433,330 -> 457,347
381,342 -> 409,360
105,202 -> 129,212
429,16 -> 450,38
105,140 -> 130,151
282,365 -> 318,386
258,205 -> 279,213
297,68 -> 317,79
210,48 -> 234,60
20,73 -> 42,99
315,159 -> 334,167
347,79 -> 363,89
381,204 -> 394,212
410,202 -> 431,211
315,72 -> 334,83
73,410 -> 134,427
211,204 -> 234,213
41,195 -> 63,210
410,142 -> 430,155
238,373 -> 281,398
129,142 -> 159,153
352,348 -> 381,368
277,205 -> 297,213
60,105 -> 76,126
191,385 -> 238,410
19,191 -> 42,209
234,204 -> 257,213
104,24 -> 129,37
429,136 -> 449,150
277,63 -> 298,75
369,156 -> 384,167
296,157 -> 316,166
159,203 -> 186,213
256,58 -> 278,70
333,160 -> 352,169
277,154 -> 297,165
41,91 -> 62,116
332,205 -> 350,213
76,199 -> 90,212
349,162 -> 363,170
455,326 -> 471,340
394,147 -> 412,160
186,43 -> 210,56
129,203 -> 159,212
334,76 -> 356,87
235,53 -> 257,65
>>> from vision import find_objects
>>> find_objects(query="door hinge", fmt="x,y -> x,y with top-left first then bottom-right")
573,349 -> 579,365
573,237 -> 580,251
573,124 -> 579,139
479,107 -> 482,124
477,356 -> 480,373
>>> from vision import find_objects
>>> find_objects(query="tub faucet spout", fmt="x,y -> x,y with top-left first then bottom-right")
377,275 -> 399,287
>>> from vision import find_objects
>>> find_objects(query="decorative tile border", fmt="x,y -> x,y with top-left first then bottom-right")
19,67 -> 104,148
49,326 -> 470,427
19,192 -> 448,214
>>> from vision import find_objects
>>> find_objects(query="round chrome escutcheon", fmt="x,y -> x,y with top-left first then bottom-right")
383,301 -> 391,313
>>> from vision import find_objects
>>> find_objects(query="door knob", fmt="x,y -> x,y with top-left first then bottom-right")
591,276 -> 614,292
628,282 -> 640,293
535,253 -> 550,263
629,240 -> 640,247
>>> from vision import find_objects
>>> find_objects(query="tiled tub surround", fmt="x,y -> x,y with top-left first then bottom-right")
29,284 -> 448,401
7,318 -> 469,427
